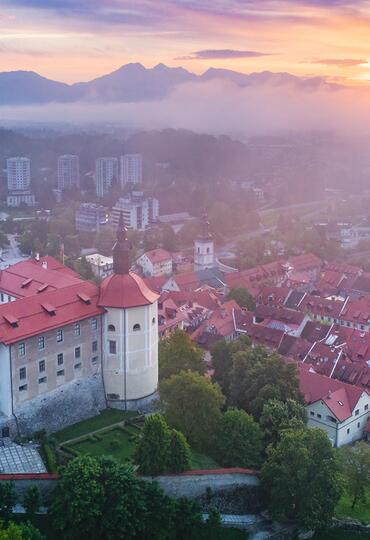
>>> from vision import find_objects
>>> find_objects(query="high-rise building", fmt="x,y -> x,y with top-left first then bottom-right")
95,157 -> 118,197
120,154 -> 143,187
7,157 -> 31,191
57,155 -> 80,191
111,192 -> 159,231
75,203 -> 110,233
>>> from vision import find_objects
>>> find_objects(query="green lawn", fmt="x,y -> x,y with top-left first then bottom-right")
190,451 -> 219,470
53,409 -> 138,443
69,427 -> 136,463
335,488 -> 370,524
313,530 -> 370,540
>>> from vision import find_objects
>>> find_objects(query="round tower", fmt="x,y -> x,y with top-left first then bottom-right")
98,213 -> 159,410
194,213 -> 214,271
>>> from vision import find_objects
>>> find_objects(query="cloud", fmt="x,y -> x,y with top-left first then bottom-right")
308,58 -> 368,67
1,77 -> 370,138
177,49 -> 276,60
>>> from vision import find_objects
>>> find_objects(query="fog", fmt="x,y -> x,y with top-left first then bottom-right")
1,78 -> 370,136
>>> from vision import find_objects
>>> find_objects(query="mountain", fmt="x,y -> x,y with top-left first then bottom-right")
0,63 -> 341,106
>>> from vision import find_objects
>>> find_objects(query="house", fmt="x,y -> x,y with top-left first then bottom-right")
256,285 -> 291,308
136,249 -> 173,277
253,305 -> 308,337
191,300 -> 240,348
85,253 -> 114,279
298,366 -> 370,447
339,296 -> 370,332
299,295 -> 345,325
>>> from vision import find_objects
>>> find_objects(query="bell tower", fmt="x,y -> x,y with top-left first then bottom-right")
194,213 -> 214,271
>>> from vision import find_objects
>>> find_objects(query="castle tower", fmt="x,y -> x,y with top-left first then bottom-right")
98,214 -> 159,410
194,214 -> 214,271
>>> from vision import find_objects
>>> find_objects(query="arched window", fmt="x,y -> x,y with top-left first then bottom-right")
133,323 -> 141,332
108,324 -> 115,332
152,317 -> 156,325
206,247 -> 210,254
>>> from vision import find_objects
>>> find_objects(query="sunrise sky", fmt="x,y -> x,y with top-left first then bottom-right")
1,0 -> 370,85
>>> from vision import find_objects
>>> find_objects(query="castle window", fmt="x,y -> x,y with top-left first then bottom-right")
56,329 -> 64,343
38,377 -> 47,384
18,343 -> 26,357
108,324 -> 116,332
57,353 -> 64,366
152,317 -> 156,325
75,347 -> 81,359
133,323 -> 141,332
92,340 -> 98,352
109,340 -> 116,354
74,323 -> 81,336
207,247 -> 210,254
39,360 -> 45,373
38,336 -> 45,351
91,356 -> 98,365
19,384 -> 27,392
74,363 -> 82,370
57,369 -> 65,377
91,318 -> 98,331
19,367 -> 26,380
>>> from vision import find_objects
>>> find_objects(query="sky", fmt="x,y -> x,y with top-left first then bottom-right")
1,0 -> 370,85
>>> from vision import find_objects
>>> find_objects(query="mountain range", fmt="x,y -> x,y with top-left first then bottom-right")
0,62 -> 341,106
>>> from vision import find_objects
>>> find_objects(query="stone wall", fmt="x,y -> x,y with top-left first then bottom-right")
142,469 -> 259,499
14,374 -> 106,436
0,473 -> 58,502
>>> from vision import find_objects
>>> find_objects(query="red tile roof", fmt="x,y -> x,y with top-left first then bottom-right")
340,296 -> 370,326
171,272 -> 200,291
98,272 -> 159,309
285,253 -> 322,272
142,248 -> 172,264
299,295 -> 344,319
0,282 -> 104,345
255,305 -> 305,326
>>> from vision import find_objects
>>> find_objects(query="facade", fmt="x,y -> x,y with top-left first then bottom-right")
136,249 -> 173,277
0,223 -> 159,438
85,253 -> 113,279
75,203 -> 109,233
194,215 -> 215,271
57,155 -> 80,191
95,157 -> 118,198
120,154 -> 143,187
7,192 -> 36,208
7,157 -> 31,191
111,192 -> 159,231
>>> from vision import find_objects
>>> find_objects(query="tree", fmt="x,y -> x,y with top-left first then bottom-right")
229,347 -> 302,419
228,288 -> 256,311
74,256 -> 94,281
339,441 -> 370,509
135,414 -> 170,475
211,335 -> 251,396
23,486 -> 41,521
259,399 -> 307,448
160,370 -> 225,451
95,227 -> 115,256
172,497 -> 202,540
261,428 -> 342,529
167,429 -> 191,473
159,330 -> 205,380
215,408 -> 263,469
0,483 -> 16,523
161,224 -> 177,252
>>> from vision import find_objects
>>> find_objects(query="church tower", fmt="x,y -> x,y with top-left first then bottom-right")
98,214 -> 159,410
194,213 -> 214,271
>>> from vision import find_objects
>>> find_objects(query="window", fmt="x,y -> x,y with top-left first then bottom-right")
91,356 -> 98,365
74,363 -> 82,370
310,411 -> 314,416
75,347 -> 81,359
2,427 -> 10,438
39,360 -> 45,373
327,415 -> 337,423
19,367 -> 26,380
19,384 -> 27,392
57,369 -> 65,377
56,329 -> 64,343
92,340 -> 98,353
365,404 -> 368,411
38,377 -> 47,384
357,422 -> 360,428
347,428 -> 350,434
317,413 -> 322,419
133,323 -> 141,332
91,318 -> 98,331
355,409 -> 359,416
152,317 -> 156,325
0,293 -> 3,302
74,323 -> 81,336
18,343 -> 26,357
38,336 -> 45,351
108,324 -> 115,332
109,340 -> 116,354
57,353 -> 64,366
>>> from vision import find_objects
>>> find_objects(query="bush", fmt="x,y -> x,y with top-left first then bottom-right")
42,443 -> 58,473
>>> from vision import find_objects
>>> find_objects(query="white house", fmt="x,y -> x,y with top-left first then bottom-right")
85,253 -> 114,279
136,249 -> 173,277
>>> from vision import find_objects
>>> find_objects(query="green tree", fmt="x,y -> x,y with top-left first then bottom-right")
339,441 -> 370,510
167,429 -> 191,473
159,330 -> 205,380
172,497 -> 202,540
95,227 -> 115,256
161,224 -> 177,252
228,288 -> 256,311
23,486 -> 41,521
259,398 -> 307,448
211,335 -> 251,396
160,370 -> 225,451
0,483 -> 16,523
261,428 -> 342,529
229,347 -> 302,419
135,414 -> 170,476
74,256 -> 94,280
215,408 -> 263,469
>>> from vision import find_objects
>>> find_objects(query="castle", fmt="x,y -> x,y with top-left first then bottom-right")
0,215 -> 159,438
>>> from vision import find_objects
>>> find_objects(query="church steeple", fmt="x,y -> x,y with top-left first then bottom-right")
112,212 -> 131,274
198,212 -> 212,240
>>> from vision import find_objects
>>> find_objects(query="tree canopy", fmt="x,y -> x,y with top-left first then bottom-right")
159,330 -> 205,380
259,398 -> 307,448
339,441 -> 370,510
228,288 -> 256,311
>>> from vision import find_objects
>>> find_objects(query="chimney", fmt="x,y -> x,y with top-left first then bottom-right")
42,261 -> 48,270
35,252 -> 40,261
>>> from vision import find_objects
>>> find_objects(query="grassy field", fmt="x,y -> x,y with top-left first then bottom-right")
53,409 -> 138,443
70,427 -> 136,462
335,488 -> 370,524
